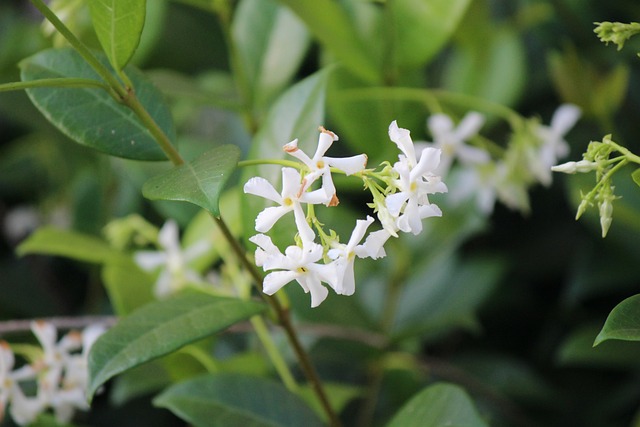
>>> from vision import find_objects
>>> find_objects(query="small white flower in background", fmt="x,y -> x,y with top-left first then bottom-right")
421,112 -> 489,176
284,127 -> 367,206
249,234 -> 339,308
134,220 -> 211,298
387,121 -> 448,235
530,104 -> 581,186
0,322 -> 106,426
446,163 -> 500,214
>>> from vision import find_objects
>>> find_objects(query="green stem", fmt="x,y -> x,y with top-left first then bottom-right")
237,159 -> 302,169
212,215 -> 341,427
122,91 -> 184,166
0,78 -> 108,92
29,0 -> 127,99
250,315 -> 299,393
608,140 -> 640,165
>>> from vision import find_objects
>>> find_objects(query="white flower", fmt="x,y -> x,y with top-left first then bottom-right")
134,220 -> 210,298
327,216 -> 374,296
244,167 -> 326,242
359,229 -> 392,260
422,112 -> 488,175
249,234 -> 338,308
0,342 -> 42,426
386,121 -> 448,235
531,104 -> 581,186
284,127 -> 367,206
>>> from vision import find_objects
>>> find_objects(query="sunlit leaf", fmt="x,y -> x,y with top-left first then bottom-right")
595,294 -> 640,345
16,226 -> 119,264
20,47 -> 175,160
153,373 -> 324,427
386,382 -> 488,427
142,145 -> 241,217
89,0 -> 147,70
277,0 -> 379,83
87,293 -> 265,399
232,0 -> 309,112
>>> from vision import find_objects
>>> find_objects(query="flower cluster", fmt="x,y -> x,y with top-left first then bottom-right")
0,321 -> 105,425
551,134 -> 628,237
415,105 -> 581,214
244,122 -> 447,307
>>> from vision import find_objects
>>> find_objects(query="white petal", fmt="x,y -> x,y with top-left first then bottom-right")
550,104 -> 581,135
263,271 -> 298,295
284,139 -> 314,168
385,192 -> 409,217
158,220 -> 179,250
359,229 -> 392,259
281,167 -> 303,198
456,144 -> 490,165
134,251 -> 167,271
298,276 -> 329,308
419,203 -> 442,219
347,216 -> 375,249
325,154 -> 368,175
293,204 -> 315,244
31,321 -> 57,353
413,147 -> 442,177
313,131 -> 336,160
427,114 -> 454,142
388,121 -> 416,165
244,177 -> 282,203
255,206 -> 291,233
454,112 -> 485,141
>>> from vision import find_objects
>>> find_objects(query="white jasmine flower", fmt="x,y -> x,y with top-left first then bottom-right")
134,220 -> 210,298
284,127 -> 367,206
244,167 -> 324,242
327,216 -> 374,296
0,342 -> 42,426
386,121 -> 448,235
359,229 -> 392,260
531,104 -> 581,185
249,234 -> 338,308
423,112 -> 488,175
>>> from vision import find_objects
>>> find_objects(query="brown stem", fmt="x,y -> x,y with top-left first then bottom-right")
213,215 -> 342,427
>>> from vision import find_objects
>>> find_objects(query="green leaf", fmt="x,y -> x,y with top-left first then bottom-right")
557,323 -> 640,369
101,257 -> 155,315
632,168 -> 640,187
87,293 -> 265,399
153,373 -> 325,427
141,145 -> 240,217
16,226 -> 119,264
386,382 -> 488,427
232,0 -> 310,112
443,27 -> 526,106
20,47 -> 175,160
390,0 -> 471,69
595,294 -> 640,345
277,0 -> 380,83
89,0 -> 147,71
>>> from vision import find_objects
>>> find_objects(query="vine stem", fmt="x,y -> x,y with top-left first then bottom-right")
212,215 -> 342,427
0,79 -> 109,92
30,0 -> 339,423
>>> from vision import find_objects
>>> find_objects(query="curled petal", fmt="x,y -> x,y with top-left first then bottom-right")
389,121 -> 417,165
255,206 -> 292,233
243,177 -> 282,203
357,229 -> 391,259
313,130 -> 337,160
263,270 -> 299,295
325,154 -> 368,175
385,192 -> 410,217
413,147 -> 442,177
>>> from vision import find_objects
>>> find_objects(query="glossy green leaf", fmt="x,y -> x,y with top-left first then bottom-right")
89,0 -> 147,70
386,382 -> 488,427
16,226 -> 119,264
632,168 -> 640,187
153,373 -> 325,427
390,0 -> 471,69
19,47 -> 175,160
595,294 -> 640,345
277,0 -> 379,83
87,293 -> 265,399
232,0 -> 309,112
142,145 -> 241,217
